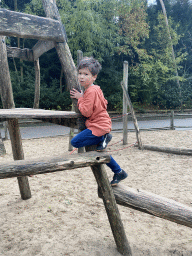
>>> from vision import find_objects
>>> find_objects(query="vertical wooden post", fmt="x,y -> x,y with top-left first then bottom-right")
0,131 -> 6,155
0,36 -> 31,200
123,61 -> 128,145
3,121 -> 8,140
68,104 -> 75,151
33,58 -> 40,109
170,110 -> 175,130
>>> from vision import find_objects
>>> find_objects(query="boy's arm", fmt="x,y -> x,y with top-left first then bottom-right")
78,90 -> 95,117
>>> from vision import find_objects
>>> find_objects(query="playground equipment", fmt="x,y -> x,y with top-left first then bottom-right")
0,1 -> 132,255
0,1 -> 191,256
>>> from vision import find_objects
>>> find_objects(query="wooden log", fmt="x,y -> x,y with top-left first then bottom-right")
120,81 -> 142,149
107,184 -> 192,229
32,40 -> 55,60
0,152 -> 110,179
7,46 -> 34,62
33,59 -> 40,109
77,50 -> 84,153
91,164 -> 132,255
0,8 -> 66,42
42,0 -> 81,113
86,146 -> 132,256
123,61 -> 128,145
137,144 -> 192,156
0,36 -> 31,200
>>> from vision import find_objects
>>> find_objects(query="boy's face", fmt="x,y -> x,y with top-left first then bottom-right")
78,68 -> 97,89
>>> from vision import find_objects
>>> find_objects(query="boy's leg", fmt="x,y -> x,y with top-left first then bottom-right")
71,129 -> 103,148
107,156 -> 128,186
97,133 -> 112,151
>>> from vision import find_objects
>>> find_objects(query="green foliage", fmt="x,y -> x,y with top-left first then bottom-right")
2,0 -> 192,111
57,0 -> 119,61
117,0 -> 149,60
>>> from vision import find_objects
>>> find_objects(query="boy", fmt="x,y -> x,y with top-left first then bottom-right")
70,57 -> 128,186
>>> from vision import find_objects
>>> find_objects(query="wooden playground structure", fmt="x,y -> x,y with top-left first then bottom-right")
0,1 -> 191,255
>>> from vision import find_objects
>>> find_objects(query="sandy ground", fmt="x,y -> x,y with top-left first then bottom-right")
0,130 -> 192,256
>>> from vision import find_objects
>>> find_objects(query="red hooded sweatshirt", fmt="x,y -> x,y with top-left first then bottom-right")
78,85 -> 111,136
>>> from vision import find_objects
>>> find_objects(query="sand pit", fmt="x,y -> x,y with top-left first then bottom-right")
0,130 -> 192,256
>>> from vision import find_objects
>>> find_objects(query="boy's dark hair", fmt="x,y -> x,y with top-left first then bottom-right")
78,57 -> 102,76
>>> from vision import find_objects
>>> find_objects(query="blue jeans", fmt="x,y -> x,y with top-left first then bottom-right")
71,129 -> 121,173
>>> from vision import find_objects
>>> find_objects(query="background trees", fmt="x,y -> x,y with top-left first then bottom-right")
1,0 -> 192,111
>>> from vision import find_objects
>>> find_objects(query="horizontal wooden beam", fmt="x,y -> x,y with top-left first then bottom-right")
32,40 -> 55,60
0,108 -> 80,120
99,185 -> 192,228
136,144 -> 192,155
0,152 -> 110,179
0,8 -> 66,42
7,46 -> 34,61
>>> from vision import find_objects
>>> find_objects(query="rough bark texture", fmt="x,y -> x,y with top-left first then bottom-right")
86,146 -> 132,255
32,41 -> 55,60
0,8 -> 66,42
137,144 -> 192,155
33,59 -> 40,109
0,36 -> 31,200
106,184 -> 192,229
7,46 -> 34,62
0,152 -> 111,179
42,0 -> 81,113
0,108 -> 80,128
123,61 -> 128,145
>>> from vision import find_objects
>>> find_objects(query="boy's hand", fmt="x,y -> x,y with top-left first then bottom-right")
70,88 -> 83,99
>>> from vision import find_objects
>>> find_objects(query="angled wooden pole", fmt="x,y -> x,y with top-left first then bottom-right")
120,81 -> 142,149
0,36 -> 31,200
123,61 -> 128,145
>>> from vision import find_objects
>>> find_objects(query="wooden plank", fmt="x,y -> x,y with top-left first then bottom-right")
0,36 -> 31,200
0,8 -> 66,42
0,152 -> 110,179
32,41 -> 55,60
0,108 -> 81,120
107,184 -> 192,229
7,46 -> 34,62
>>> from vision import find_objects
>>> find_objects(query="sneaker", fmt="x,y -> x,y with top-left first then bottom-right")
97,133 -> 112,151
111,169 -> 128,186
